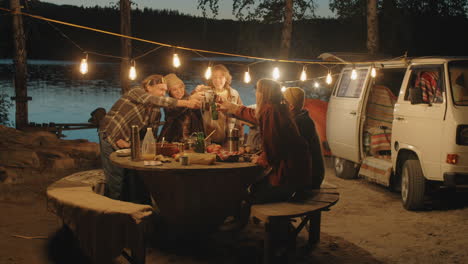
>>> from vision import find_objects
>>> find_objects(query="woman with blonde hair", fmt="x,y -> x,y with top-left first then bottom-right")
195,64 -> 244,145
218,78 -> 312,204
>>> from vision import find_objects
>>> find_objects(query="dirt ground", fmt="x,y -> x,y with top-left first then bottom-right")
1,160 -> 468,264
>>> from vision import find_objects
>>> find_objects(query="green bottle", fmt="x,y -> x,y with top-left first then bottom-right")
211,94 -> 218,120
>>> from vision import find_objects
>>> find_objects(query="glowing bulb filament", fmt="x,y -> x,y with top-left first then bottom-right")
244,71 -> 251,83
129,65 -> 137,80
205,66 -> 212,80
173,53 -> 181,68
281,86 -> 286,92
351,69 -> 357,80
300,69 -> 307,81
326,73 -> 332,84
79,58 -> 88,75
371,67 -> 376,78
314,81 -> 319,88
272,67 -> 280,80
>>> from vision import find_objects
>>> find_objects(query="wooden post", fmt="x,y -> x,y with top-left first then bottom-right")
10,0 -> 29,129
279,0 -> 293,59
120,0 -> 132,94
367,0 -> 379,55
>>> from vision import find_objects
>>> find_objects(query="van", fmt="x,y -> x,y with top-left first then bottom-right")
327,57 -> 468,210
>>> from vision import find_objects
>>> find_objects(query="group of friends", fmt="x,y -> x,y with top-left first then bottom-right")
98,64 -> 325,220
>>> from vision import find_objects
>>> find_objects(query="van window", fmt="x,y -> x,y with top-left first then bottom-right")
404,66 -> 444,104
336,68 -> 368,98
449,61 -> 468,106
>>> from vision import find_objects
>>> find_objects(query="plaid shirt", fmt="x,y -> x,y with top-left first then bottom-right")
100,87 -> 177,149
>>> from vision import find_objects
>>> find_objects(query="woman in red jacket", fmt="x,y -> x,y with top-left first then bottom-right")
219,78 -> 312,204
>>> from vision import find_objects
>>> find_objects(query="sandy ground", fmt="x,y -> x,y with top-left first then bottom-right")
1,160 -> 468,264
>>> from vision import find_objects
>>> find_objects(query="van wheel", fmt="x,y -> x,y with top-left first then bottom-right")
401,159 -> 426,210
334,157 -> 359,179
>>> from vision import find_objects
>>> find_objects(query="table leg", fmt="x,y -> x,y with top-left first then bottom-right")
308,211 -> 321,246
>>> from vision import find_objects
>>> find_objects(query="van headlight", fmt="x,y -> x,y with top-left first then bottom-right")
457,125 -> 468,145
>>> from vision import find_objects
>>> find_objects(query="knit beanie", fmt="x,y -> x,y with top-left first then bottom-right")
164,73 -> 184,89
284,87 -> 305,111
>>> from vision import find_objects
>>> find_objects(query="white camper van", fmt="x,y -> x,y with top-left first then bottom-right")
327,57 -> 468,210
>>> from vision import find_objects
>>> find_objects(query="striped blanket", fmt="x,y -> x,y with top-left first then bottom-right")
416,71 -> 442,104
365,85 -> 397,129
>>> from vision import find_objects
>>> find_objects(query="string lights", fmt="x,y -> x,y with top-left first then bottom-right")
0,6 -> 405,90
326,72 -> 332,84
300,66 -> 307,81
173,53 -> 181,68
244,67 -> 251,83
79,53 -> 88,75
204,65 -> 212,80
129,60 -> 137,80
351,67 -> 357,80
272,67 -> 280,80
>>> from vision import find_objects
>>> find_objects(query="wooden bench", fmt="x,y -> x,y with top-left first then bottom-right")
250,182 -> 339,264
46,169 -> 153,264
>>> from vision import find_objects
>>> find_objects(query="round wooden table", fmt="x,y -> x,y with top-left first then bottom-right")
110,152 -> 261,238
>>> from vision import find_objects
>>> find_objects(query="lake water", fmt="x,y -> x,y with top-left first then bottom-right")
0,60 -> 261,142
0,60 -> 331,143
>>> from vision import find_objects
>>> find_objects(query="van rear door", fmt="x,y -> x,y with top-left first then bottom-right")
327,67 -> 370,163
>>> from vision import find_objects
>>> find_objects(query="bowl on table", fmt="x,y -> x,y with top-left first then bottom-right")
156,143 -> 180,157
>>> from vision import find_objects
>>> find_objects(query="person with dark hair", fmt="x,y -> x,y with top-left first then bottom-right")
99,74 -> 202,201
283,87 -> 324,189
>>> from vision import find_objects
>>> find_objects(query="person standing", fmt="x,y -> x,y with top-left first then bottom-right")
283,87 -> 324,189
194,64 -> 244,145
99,74 -> 202,200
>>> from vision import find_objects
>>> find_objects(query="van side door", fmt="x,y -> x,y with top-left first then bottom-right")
327,67 -> 369,163
393,64 -> 446,180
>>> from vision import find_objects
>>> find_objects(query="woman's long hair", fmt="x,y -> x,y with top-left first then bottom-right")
255,79 -> 286,119
207,64 -> 233,99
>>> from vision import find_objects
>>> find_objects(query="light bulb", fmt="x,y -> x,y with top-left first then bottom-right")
272,67 -> 280,80
129,65 -> 137,80
314,81 -> 319,88
351,69 -> 357,80
173,53 -> 181,68
371,67 -> 376,78
281,86 -> 286,92
300,68 -> 307,81
244,71 -> 251,83
326,73 -> 332,84
79,58 -> 88,75
205,66 -> 212,80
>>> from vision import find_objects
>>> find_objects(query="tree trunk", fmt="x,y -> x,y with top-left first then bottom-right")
10,0 -> 29,129
279,0 -> 293,59
120,0 -> 132,94
367,0 -> 379,55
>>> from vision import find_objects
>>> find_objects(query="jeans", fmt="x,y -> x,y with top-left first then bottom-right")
99,132 -> 151,205
99,132 -> 125,200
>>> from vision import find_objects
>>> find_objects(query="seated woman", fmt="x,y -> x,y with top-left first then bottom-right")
194,64 -> 244,146
218,79 -> 312,204
158,73 -> 204,142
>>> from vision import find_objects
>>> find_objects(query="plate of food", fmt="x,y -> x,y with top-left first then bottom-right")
116,148 -> 131,157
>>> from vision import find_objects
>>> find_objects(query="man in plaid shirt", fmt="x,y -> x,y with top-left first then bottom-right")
99,74 -> 202,200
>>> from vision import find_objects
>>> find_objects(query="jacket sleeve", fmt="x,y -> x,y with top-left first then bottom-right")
234,106 -> 258,125
127,88 -> 177,108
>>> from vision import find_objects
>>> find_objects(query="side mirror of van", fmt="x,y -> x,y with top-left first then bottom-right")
409,87 -> 424,105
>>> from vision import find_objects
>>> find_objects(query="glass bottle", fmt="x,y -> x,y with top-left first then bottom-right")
211,94 -> 218,120
141,127 -> 156,160
194,132 -> 205,153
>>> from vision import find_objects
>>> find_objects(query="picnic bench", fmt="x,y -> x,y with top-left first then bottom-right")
250,182 -> 339,264
46,169 -> 153,264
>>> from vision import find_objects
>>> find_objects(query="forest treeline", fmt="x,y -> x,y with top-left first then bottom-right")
1,0 -> 468,63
